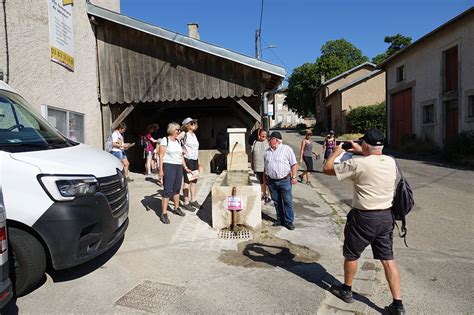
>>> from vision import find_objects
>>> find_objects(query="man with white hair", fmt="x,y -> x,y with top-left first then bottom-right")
323,128 -> 405,315
264,131 -> 298,230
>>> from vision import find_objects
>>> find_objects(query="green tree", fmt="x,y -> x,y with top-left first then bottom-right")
285,62 -> 319,116
315,39 -> 369,80
372,34 -> 412,65
285,39 -> 368,115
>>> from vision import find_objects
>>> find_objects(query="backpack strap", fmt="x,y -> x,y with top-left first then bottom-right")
389,155 -> 409,247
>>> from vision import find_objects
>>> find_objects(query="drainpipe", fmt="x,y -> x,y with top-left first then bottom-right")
262,91 -> 269,130
1,0 -> 9,83
262,87 -> 281,130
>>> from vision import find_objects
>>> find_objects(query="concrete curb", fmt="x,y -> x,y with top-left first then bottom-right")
308,173 -> 383,315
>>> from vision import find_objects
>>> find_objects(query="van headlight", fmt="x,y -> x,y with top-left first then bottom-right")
38,175 -> 98,201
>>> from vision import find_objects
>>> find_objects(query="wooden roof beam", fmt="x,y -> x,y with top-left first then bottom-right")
233,97 -> 261,122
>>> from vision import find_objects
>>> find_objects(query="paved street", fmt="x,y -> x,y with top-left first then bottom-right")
4,131 -> 473,314
282,130 -> 474,314
7,162 -> 378,314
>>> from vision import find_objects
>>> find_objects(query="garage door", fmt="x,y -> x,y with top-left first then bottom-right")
391,88 -> 412,146
445,99 -> 458,139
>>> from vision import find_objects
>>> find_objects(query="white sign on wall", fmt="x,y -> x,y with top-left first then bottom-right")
48,0 -> 74,70
267,104 -> 274,117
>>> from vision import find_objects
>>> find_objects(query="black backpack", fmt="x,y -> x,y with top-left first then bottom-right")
392,158 -> 415,247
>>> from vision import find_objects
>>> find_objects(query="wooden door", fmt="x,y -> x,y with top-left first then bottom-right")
391,88 -> 413,146
445,100 -> 458,139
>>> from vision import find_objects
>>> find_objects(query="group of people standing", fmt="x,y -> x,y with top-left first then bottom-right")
157,118 -> 201,224
254,127 -> 405,314
110,118 -> 202,225
112,123 -> 405,314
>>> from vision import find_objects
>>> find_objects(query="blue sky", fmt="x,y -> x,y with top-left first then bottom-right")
120,0 -> 473,79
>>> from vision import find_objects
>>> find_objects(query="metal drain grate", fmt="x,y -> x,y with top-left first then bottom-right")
218,229 -> 252,240
115,280 -> 185,313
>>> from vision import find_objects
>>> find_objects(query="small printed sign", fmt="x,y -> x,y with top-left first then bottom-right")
225,195 -> 243,211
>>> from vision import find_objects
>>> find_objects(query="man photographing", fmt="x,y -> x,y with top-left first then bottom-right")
323,128 -> 405,315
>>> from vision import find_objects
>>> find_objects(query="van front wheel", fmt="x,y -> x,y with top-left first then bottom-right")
8,227 -> 47,296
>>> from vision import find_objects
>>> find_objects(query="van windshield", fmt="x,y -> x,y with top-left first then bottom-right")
0,90 -> 75,153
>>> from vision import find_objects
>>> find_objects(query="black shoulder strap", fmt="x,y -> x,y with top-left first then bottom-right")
390,155 -> 409,247
390,155 -> 405,180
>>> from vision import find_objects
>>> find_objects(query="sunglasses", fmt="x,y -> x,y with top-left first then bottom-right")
189,121 -> 196,125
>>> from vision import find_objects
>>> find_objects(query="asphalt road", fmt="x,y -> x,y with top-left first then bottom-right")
281,129 -> 474,314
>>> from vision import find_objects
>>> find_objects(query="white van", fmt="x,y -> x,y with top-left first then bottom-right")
0,81 -> 129,296
0,186 -> 13,307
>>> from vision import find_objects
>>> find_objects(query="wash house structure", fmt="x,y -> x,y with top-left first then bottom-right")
0,1 -> 285,172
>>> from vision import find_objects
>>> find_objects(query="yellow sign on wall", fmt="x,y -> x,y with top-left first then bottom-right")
50,47 -> 74,69
63,0 -> 73,5
48,0 -> 74,71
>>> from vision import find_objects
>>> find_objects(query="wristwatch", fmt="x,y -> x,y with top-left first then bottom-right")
291,176 -> 297,179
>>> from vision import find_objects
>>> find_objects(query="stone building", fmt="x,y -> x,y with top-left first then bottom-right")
324,70 -> 385,133
314,62 -> 385,133
268,87 -> 315,129
380,7 -> 474,147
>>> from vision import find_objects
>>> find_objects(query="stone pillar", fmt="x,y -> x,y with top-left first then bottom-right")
226,128 -> 248,171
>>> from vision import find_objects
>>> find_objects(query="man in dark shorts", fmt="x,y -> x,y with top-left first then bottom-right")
323,128 -> 405,315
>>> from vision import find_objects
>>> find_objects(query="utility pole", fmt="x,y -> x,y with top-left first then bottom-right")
255,29 -> 260,59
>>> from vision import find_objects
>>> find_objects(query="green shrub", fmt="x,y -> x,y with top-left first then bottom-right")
442,130 -> 474,166
346,102 -> 386,133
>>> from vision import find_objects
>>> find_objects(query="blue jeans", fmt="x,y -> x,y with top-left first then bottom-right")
267,177 -> 294,224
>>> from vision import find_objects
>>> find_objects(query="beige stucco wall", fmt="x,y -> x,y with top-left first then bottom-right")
342,72 -> 386,111
386,12 -> 474,147
339,72 -> 385,132
315,65 -> 374,127
325,92 -> 341,133
326,66 -> 374,95
91,0 -> 120,12
0,0 -> 120,148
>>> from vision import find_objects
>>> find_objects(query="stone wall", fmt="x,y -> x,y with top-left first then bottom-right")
385,12 -> 474,147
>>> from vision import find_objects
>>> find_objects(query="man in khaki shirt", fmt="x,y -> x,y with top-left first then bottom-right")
323,129 -> 405,315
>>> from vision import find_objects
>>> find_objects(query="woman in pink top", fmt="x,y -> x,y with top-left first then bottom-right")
144,124 -> 160,176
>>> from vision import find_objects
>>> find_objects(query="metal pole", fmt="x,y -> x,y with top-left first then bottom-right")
262,92 -> 269,130
255,29 -> 260,59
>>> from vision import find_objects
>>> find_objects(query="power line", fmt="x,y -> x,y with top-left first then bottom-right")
261,36 -> 291,76
257,0 -> 264,59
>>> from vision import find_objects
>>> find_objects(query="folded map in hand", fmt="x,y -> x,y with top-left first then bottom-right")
186,170 -> 199,181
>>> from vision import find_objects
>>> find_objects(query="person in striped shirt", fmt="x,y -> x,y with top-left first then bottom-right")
263,131 -> 298,230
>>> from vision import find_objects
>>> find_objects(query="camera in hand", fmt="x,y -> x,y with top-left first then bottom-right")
341,142 -> 353,150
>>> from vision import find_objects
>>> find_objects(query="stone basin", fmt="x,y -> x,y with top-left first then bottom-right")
211,170 -> 261,230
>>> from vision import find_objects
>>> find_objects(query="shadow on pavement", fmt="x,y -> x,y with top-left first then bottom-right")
47,236 -> 124,282
141,192 -> 164,220
242,243 -> 384,313
196,193 -> 212,227
145,177 -> 162,186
